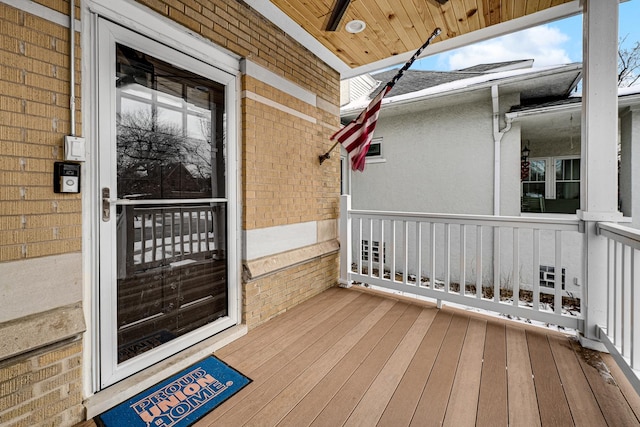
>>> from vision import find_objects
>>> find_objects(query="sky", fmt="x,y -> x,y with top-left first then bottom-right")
411,0 -> 640,72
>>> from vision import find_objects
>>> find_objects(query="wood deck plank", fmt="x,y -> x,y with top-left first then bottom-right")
215,287 -> 341,359
243,297 -> 399,426
343,308 -> 438,426
505,325 -> 541,427
409,313 -> 470,427
201,293 -> 382,425
136,287 -> 640,427
308,304 -> 424,427
276,301 -> 411,427
442,317 -> 487,427
476,321 -> 508,427
526,330 -> 574,426
218,289 -> 360,370
376,311 -> 454,427
602,353 -> 640,421
571,340 -> 640,427
548,335 -> 607,427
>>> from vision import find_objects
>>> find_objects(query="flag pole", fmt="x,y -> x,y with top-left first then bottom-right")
319,27 -> 442,165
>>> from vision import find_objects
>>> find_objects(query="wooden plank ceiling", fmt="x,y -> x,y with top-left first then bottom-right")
270,0 -> 575,68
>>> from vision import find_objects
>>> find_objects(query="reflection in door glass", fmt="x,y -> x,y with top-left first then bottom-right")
115,44 -> 228,363
116,44 -> 226,200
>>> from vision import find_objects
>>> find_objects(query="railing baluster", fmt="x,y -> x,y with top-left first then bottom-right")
460,224 -> 466,295
444,223 -> 450,293
391,220 -> 397,282
141,213 -> 147,264
533,229 -> 540,312
430,222 -> 436,289
403,221 -> 409,284
513,228 -> 519,308
416,221 -> 422,286
380,219 -> 385,279
623,244 -> 631,358
554,230 -> 562,315
615,242 -> 623,348
161,212 -> 167,262
607,238 -> 614,337
151,212 -> 157,262
196,209 -> 202,253
356,217 -> 362,275
476,225 -> 482,299
368,218 -> 374,279
494,228 -> 500,303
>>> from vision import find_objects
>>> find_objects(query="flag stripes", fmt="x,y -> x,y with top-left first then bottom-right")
330,85 -> 390,171
329,27 -> 441,171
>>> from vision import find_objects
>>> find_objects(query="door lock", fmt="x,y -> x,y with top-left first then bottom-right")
102,187 -> 111,222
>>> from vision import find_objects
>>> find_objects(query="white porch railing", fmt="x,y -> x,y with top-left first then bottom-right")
596,222 -> 640,394
340,195 -> 585,330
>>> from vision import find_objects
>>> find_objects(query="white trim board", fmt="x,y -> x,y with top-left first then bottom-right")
244,221 -> 318,260
2,0 -> 81,30
241,59 -> 317,107
242,90 -> 317,123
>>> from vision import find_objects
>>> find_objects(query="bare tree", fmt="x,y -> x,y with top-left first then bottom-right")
619,35 -> 640,87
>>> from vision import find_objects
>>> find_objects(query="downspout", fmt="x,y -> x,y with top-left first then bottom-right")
69,0 -> 76,136
492,85 -> 513,215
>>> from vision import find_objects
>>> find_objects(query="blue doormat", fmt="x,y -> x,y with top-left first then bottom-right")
97,356 -> 251,427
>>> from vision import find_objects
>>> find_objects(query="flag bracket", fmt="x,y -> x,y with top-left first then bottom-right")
319,141 -> 340,164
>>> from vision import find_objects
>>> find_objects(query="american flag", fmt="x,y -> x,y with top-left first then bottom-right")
330,84 -> 391,171
328,27 -> 441,171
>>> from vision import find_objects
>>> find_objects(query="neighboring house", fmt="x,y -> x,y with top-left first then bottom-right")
342,60 -> 640,299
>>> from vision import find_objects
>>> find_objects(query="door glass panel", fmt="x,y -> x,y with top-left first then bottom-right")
115,44 -> 228,364
116,44 -> 226,200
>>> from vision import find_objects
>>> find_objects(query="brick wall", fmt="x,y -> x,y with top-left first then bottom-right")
0,1 -> 82,263
242,75 -> 340,229
244,254 -> 339,328
0,340 -> 84,427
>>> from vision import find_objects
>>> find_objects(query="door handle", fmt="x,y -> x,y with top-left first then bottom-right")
102,187 -> 111,222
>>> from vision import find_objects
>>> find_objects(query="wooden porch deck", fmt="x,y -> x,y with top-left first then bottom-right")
200,286 -> 640,427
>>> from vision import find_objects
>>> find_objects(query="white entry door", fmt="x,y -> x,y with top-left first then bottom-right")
97,19 -> 238,388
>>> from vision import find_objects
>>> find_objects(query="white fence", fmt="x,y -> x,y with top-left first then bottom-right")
596,222 -> 640,393
340,195 -> 584,330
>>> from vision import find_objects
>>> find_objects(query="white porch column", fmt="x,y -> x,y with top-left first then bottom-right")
620,106 -> 640,228
579,0 -> 622,342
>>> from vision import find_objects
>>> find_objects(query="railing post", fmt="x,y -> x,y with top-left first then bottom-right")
578,0 -> 622,348
339,194 -> 353,288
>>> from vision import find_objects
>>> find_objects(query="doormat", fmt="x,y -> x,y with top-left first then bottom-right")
97,356 -> 251,427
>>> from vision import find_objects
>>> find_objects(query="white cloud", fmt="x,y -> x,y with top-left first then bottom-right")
444,25 -> 572,70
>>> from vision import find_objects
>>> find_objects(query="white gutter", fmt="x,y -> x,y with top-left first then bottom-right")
505,90 -> 640,121
492,85 -> 513,216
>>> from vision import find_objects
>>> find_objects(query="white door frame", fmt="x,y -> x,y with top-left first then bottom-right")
84,2 -> 241,391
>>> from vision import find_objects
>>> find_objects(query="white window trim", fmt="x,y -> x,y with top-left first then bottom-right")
365,137 -> 386,164
524,155 -> 580,200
